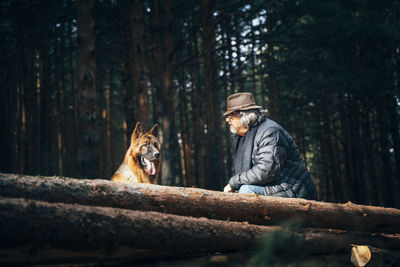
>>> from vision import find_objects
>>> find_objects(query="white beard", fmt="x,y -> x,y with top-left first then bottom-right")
229,126 -> 237,134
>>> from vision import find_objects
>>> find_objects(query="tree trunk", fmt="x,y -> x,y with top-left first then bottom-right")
222,28 -> 233,181
387,93 -> 400,208
0,34 -> 12,173
201,0 -> 222,190
250,22 -> 257,100
344,95 -> 364,204
234,16 -> 244,91
39,1 -> 52,176
68,20 -> 78,176
1,197 -> 400,265
0,197 -> 269,265
225,18 -> 236,93
76,0 -> 99,178
1,173 -> 399,234
98,65 -> 106,179
375,96 -> 394,207
60,25 -> 69,177
317,112 -> 333,202
149,0 -> 164,177
178,71 -> 193,187
190,11 -> 206,187
318,109 -> 346,203
338,97 -> 355,203
106,69 -> 116,175
150,0 -> 182,185
16,0 -> 27,175
54,24 -> 64,176
162,0 -> 182,186
118,0 -> 135,145
26,2 -> 35,175
131,0 -> 149,128
265,11 -> 279,120
361,100 -> 379,206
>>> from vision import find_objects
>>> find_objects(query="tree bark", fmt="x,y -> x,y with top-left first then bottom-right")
387,93 -> 400,208
375,96 -> 394,207
1,197 -> 400,265
190,11 -> 206,187
201,0 -> 222,190
149,0 -> 182,186
106,69 -> 116,175
76,0 -> 99,178
222,28 -> 233,181
39,1 -> 52,176
16,0 -> 27,175
26,1 -> 35,175
250,22 -> 257,100
0,34 -> 12,174
54,24 -> 64,176
0,197 -> 271,264
117,0 -> 135,145
161,0 -> 182,186
361,100 -> 379,206
265,10 -> 279,121
68,20 -> 78,176
131,0 -> 149,128
234,16 -> 244,91
225,17 -> 236,93
1,173 -> 400,234
178,69 -> 193,187
318,110 -> 341,202
338,97 -> 356,203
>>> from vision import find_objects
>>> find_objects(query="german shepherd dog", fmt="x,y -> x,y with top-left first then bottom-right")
111,122 -> 161,184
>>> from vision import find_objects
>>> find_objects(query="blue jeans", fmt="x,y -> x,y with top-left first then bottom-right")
238,185 -> 266,195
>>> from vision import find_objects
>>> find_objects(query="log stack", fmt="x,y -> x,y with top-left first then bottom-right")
1,173 -> 399,265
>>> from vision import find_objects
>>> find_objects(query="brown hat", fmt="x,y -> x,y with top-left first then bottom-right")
223,92 -> 262,116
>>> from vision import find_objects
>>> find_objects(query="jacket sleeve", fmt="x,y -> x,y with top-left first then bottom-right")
229,127 -> 287,191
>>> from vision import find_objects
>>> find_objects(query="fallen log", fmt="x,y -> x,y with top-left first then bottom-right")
0,197 -> 270,264
1,173 -> 400,234
149,249 -> 400,267
1,197 -> 400,265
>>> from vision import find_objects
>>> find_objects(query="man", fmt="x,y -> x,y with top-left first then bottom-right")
223,92 -> 318,200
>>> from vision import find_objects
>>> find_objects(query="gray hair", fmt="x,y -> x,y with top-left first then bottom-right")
239,109 -> 268,128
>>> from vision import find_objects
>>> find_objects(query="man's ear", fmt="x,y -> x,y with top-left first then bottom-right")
131,122 -> 144,143
148,124 -> 159,137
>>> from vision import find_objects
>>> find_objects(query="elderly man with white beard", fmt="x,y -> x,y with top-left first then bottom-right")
223,92 -> 318,200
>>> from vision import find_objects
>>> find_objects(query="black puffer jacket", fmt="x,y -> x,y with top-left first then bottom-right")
228,118 -> 318,200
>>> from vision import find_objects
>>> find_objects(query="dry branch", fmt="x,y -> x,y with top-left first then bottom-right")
1,173 -> 400,234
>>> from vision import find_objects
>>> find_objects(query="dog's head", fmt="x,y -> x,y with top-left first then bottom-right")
129,122 -> 161,176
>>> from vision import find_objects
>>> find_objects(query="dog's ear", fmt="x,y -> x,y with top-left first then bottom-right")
131,122 -> 144,143
148,124 -> 159,137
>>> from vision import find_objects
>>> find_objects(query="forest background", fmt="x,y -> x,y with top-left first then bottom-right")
1,0 -> 399,208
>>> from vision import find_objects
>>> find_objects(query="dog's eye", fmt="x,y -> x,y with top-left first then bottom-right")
154,142 -> 158,148
141,143 -> 149,149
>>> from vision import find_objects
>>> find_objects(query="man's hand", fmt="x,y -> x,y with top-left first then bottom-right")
224,184 -> 234,193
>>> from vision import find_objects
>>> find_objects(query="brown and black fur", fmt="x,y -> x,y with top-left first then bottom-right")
111,122 -> 161,184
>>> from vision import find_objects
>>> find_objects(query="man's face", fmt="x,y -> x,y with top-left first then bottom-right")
225,112 -> 241,134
